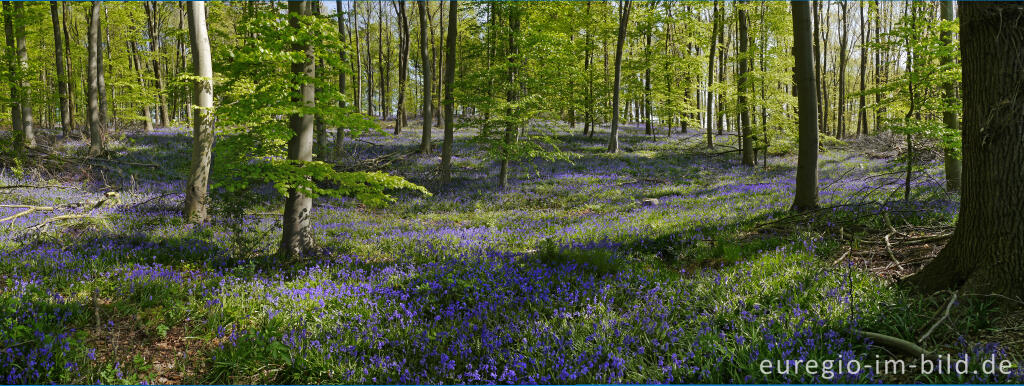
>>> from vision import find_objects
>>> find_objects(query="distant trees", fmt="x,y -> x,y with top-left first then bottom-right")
908,2 -> 1024,303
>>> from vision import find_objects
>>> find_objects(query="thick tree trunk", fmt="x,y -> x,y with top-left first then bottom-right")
87,1 -> 105,156
438,0 -> 457,186
738,3 -> 753,166
183,1 -> 214,223
13,2 -> 34,149
791,0 -> 819,211
51,1 -> 72,139
417,1 -> 432,154
940,1 -> 962,191
607,0 -> 630,153
145,2 -> 170,127
907,2 -> 1024,304
280,0 -> 316,259
706,0 -> 720,148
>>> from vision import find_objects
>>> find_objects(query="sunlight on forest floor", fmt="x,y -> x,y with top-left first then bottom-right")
1,124 -> 1020,384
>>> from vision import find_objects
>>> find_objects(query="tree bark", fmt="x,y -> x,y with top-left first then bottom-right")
87,1 -> 105,156
607,0 -> 630,153
837,2 -> 848,138
857,1 -> 868,136
183,1 -> 214,223
940,1 -> 962,191
438,0 -> 457,186
62,1 -> 77,137
791,0 -> 819,211
907,2 -> 1024,304
417,1 -> 432,154
280,0 -> 317,259
738,2 -> 753,166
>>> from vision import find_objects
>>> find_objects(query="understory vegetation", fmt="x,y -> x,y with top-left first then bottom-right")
1,124 -> 1020,384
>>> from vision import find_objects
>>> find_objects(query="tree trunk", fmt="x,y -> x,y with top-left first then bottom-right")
280,0 -> 316,259
128,41 -> 154,132
363,3 -> 373,118
940,1 -> 961,191
335,0 -> 348,159
857,1 -> 868,137
583,0 -> 593,136
738,3 -> 753,166
607,0 -> 630,153
706,0 -> 720,148
13,2 -> 34,149
417,1 -> 432,154
394,0 -> 409,135
837,2 -> 848,139
791,0 -> 819,211
3,2 -> 22,154
644,13 -> 652,137
812,1 -> 824,133
51,1 -> 72,139
438,0 -> 457,186
183,1 -> 214,223
907,2 -> 1024,304
86,1 -> 105,156
62,1 -> 77,137
145,2 -> 170,127
498,4 -> 520,189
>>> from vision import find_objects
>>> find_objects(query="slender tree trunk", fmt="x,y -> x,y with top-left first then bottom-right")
145,2 -> 170,127
394,0 -> 409,134
498,4 -> 520,189
706,0 -> 720,148
280,0 -> 316,259
812,1 -> 824,133
51,1 -> 72,139
62,1 -> 77,137
837,2 -> 848,139
3,2 -> 22,154
738,3 -> 753,166
583,1 -> 593,136
644,13 -> 652,137
907,2 -> 1024,303
417,1 -> 432,154
940,1 -> 961,191
607,0 -> 630,153
87,1 -> 105,156
13,2 -> 34,149
183,1 -> 214,223
335,0 -> 348,159
438,0 -> 457,186
351,5 -> 361,113
791,0 -> 819,211
857,1 -> 868,136
128,41 -> 154,132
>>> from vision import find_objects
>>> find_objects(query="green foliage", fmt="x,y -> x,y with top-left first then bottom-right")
211,2 -> 428,205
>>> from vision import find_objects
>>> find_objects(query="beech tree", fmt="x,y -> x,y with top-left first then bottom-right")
907,2 -> 1024,302
607,0 -> 630,153
183,1 -> 214,223
417,1 -> 432,155
438,0 -> 457,185
87,1 -> 105,156
791,0 -> 819,212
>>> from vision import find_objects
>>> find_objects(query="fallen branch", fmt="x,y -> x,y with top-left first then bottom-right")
0,205 -> 56,223
883,233 -> 905,271
0,184 -> 77,190
855,329 -> 930,357
918,291 -> 958,343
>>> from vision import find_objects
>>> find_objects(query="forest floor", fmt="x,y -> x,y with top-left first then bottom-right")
1,122 -> 1022,384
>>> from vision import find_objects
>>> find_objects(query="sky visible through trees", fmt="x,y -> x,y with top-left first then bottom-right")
0,1 -> 1022,384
